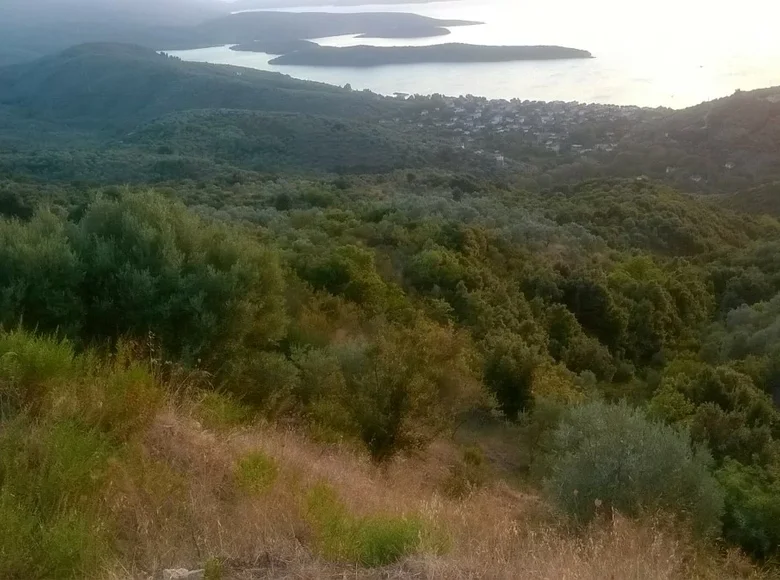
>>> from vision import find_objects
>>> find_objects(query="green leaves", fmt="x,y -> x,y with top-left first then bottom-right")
0,191 -> 287,366
542,401 -> 724,537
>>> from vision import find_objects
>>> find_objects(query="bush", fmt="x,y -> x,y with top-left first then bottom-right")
335,320 -> 479,461
442,445 -> 489,499
542,401 -> 724,536
305,483 -> 425,567
203,557 -> 224,580
0,192 -> 288,367
717,460 -> 780,559
194,391 -> 253,430
483,334 -> 538,420
0,418 -> 112,579
0,329 -> 76,417
234,451 -> 279,495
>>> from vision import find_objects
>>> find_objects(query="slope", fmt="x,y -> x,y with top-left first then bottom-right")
615,86 -> 780,193
0,43 -> 402,130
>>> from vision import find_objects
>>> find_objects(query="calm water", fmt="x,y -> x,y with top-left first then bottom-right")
169,0 -> 780,108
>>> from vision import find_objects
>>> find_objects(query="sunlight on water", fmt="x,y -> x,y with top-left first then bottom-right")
174,0 -> 780,108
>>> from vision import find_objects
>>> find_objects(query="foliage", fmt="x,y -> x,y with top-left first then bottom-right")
542,401 -> 724,537
0,191 -> 287,365
305,482 -> 426,567
442,445 -> 489,499
234,451 -> 279,495
483,333 -> 539,420
333,320 -> 480,461
194,391 -> 253,430
717,460 -> 780,560
3,45 -> 780,565
0,418 -> 112,579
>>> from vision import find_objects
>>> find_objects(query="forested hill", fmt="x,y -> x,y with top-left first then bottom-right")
614,87 -> 780,194
0,44 -> 399,129
0,44 -> 486,178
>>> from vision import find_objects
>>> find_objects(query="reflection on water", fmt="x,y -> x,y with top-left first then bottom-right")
171,0 -> 780,108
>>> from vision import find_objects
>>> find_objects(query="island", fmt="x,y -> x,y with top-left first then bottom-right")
192,12 -> 481,46
268,44 -> 594,67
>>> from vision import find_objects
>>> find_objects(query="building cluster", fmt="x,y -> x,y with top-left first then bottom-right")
386,94 -> 659,158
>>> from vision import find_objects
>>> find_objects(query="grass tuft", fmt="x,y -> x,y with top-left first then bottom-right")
306,482 -> 425,567
235,450 -> 279,495
194,390 -> 253,430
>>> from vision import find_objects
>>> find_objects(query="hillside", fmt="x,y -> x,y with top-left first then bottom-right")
614,87 -> 780,193
125,109 -> 431,173
1,40 -> 780,580
0,44 -> 465,178
0,44 -> 397,128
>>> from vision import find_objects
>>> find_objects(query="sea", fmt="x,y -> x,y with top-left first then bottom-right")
167,0 -> 780,109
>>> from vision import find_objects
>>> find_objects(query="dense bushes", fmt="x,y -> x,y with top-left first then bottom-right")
0,192 -> 287,364
0,329 -> 162,578
717,460 -> 780,559
2,177 -> 780,563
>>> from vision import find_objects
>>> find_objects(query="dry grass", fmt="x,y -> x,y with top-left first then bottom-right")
104,401 -> 768,580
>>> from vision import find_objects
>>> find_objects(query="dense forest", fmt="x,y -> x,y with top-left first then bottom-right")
2,43 -> 780,579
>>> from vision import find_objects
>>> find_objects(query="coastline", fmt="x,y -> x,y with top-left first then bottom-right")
268,44 -> 594,67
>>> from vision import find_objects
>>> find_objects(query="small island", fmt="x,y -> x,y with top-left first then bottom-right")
269,44 -> 594,67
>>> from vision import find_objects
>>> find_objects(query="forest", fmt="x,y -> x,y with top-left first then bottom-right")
1,43 -> 780,579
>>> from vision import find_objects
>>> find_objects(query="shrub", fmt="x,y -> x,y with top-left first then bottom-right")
442,445 -> 489,499
235,451 -> 279,495
203,557 -> 224,580
0,212 -> 84,337
0,193 -> 289,367
224,351 -> 299,413
717,459 -> 780,559
0,418 -> 112,579
194,391 -> 253,430
305,483 -> 425,567
0,329 -> 76,417
335,320 -> 479,461
542,401 -> 724,536
483,334 -> 538,420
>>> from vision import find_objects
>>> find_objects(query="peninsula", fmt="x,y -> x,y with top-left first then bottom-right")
230,39 -> 318,54
268,44 -> 594,67
355,26 -> 452,39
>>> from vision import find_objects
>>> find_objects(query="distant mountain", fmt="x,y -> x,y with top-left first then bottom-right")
0,7 -> 478,65
229,0 -> 454,8
0,0 -> 225,65
185,11 -> 479,49
2,0 -> 225,25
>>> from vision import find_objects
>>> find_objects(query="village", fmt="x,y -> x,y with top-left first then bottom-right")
384,93 -> 664,162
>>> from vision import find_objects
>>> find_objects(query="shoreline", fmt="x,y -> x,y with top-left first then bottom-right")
267,44 -> 594,67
